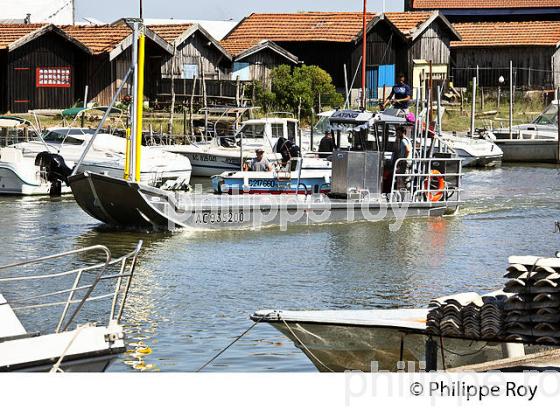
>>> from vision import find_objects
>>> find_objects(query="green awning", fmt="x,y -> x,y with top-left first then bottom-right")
61,107 -> 123,118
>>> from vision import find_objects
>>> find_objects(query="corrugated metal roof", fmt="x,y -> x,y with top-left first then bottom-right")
452,21 -> 560,47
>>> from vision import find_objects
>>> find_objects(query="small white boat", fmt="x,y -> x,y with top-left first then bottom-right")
251,309 -> 520,372
0,242 -> 142,372
161,117 -> 321,177
0,117 -> 71,196
14,127 -> 192,190
211,158 -> 332,195
437,133 -> 503,168
486,101 -> 559,163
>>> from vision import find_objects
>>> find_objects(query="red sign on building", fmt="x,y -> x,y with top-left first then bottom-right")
36,67 -> 71,88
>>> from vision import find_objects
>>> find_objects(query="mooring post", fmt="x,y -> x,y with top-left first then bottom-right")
509,60 -> 514,140
471,76 -> 477,138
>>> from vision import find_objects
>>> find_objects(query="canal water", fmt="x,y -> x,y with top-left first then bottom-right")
0,165 -> 559,372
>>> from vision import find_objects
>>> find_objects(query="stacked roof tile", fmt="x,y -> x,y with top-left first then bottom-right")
221,12 -> 376,56
412,0 -> 560,9
427,255 -> 560,345
384,12 -> 434,36
59,25 -> 134,54
452,21 -> 560,47
149,24 -> 194,43
0,24 -> 45,49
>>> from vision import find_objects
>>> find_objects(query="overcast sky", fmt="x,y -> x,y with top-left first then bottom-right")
76,0 -> 404,22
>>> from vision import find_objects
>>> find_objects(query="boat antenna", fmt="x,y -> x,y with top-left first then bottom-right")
139,0 -> 143,19
361,0 -> 368,110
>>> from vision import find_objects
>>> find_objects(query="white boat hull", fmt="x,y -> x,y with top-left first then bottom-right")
494,139 -> 559,163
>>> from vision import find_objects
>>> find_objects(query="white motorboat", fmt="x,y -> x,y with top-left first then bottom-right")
251,308 -> 521,372
14,127 -> 192,190
485,101 -> 559,163
0,242 -> 142,372
211,158 -> 332,195
436,133 -> 503,168
160,117 -> 329,177
0,117 -> 72,196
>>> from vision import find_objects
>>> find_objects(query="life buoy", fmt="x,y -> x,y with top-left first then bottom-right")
423,170 -> 445,202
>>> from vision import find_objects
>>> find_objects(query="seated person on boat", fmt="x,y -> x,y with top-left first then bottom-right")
244,148 -> 273,172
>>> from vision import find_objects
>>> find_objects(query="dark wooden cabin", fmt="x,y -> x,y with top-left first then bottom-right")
221,12 -> 376,89
405,0 -> 560,22
351,12 -> 461,100
221,39 -> 299,85
451,21 -> 560,88
0,24 -> 91,113
61,24 -> 174,106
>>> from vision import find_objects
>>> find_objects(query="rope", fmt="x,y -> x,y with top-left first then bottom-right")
195,316 -> 267,372
281,319 -> 336,373
49,325 -> 87,373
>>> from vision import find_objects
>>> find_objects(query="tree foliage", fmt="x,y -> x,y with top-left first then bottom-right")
253,64 -> 343,119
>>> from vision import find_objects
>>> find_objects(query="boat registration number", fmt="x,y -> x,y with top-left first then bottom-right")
191,154 -> 218,162
249,179 -> 278,188
195,211 -> 245,225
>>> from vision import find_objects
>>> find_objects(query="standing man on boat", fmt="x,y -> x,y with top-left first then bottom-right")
392,126 -> 412,190
318,131 -> 335,159
383,73 -> 412,113
245,148 -> 273,172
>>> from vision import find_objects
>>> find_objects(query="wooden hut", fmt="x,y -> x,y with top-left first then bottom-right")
221,39 -> 299,85
221,11 -> 459,99
451,21 -> 560,88
60,24 -> 174,106
221,12 -> 374,88
351,11 -> 460,100
0,24 -> 90,113
405,0 -> 560,22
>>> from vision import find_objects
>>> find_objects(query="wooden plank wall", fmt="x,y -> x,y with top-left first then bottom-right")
6,32 -> 80,112
160,32 -> 229,80
237,48 -> 294,86
451,46 -> 555,88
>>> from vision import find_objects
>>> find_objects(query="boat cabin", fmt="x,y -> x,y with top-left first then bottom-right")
326,109 -> 462,202
223,117 -> 299,152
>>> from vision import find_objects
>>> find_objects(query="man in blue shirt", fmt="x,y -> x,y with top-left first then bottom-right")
383,73 -> 412,111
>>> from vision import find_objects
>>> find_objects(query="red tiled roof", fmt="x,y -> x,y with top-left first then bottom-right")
0,24 -> 45,49
60,25 -> 133,54
384,12 -> 435,36
221,12 -> 376,56
148,24 -> 194,43
412,0 -> 560,9
452,21 -> 560,47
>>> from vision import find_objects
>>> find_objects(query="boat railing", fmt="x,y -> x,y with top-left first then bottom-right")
390,157 -> 463,204
0,241 -> 142,333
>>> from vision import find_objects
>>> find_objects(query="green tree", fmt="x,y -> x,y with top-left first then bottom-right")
253,64 -> 343,120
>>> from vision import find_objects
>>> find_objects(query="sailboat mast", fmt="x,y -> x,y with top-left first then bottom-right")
361,0 -> 367,109
135,29 -> 146,183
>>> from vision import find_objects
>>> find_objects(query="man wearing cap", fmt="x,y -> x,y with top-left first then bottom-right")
245,149 -> 273,172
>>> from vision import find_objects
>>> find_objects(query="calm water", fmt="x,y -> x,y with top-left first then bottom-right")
0,165 -> 559,372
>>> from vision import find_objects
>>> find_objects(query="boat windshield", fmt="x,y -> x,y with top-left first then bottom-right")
237,123 -> 265,139
43,129 -> 87,145
533,103 -> 558,126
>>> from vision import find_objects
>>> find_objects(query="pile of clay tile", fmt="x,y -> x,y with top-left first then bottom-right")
503,256 -> 560,344
427,291 -> 509,339
426,255 -> 560,345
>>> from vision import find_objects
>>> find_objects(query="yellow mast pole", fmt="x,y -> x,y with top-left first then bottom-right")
134,30 -> 146,183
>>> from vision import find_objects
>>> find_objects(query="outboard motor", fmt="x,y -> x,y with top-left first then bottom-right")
35,152 -> 73,196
